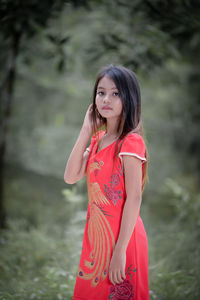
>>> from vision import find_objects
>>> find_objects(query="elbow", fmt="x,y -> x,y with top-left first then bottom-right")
125,195 -> 142,206
64,171 -> 74,184
64,171 -> 78,184
64,175 -> 75,184
135,196 -> 142,205
64,177 -> 74,184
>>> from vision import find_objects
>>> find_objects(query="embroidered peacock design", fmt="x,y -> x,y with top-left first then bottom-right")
78,160 -> 115,287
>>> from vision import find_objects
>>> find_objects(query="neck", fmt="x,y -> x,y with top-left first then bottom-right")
105,118 -> 121,136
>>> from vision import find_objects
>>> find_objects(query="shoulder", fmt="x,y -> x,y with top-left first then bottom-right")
118,132 -> 146,163
121,132 -> 146,148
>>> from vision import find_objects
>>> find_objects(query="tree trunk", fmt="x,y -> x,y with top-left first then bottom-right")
0,31 -> 21,229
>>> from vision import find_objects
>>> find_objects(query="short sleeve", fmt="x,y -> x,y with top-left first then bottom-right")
118,133 -> 147,164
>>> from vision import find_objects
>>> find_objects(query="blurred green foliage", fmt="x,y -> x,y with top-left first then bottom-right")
0,166 -> 87,300
147,178 -> 200,300
0,167 -> 200,299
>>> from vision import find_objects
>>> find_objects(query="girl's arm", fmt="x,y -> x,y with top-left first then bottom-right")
109,155 -> 143,285
64,105 -> 93,184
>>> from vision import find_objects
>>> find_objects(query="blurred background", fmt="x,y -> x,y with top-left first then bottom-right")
0,0 -> 200,299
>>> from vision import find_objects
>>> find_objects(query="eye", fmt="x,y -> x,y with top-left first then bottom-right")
97,91 -> 104,96
113,92 -> 119,96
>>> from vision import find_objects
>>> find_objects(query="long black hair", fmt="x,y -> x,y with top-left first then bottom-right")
91,64 -> 148,191
91,64 -> 142,137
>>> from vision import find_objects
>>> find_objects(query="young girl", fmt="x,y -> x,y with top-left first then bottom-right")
64,65 -> 149,300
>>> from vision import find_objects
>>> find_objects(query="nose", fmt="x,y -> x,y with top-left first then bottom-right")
103,94 -> 110,103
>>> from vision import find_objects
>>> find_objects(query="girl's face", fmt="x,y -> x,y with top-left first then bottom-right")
95,76 -> 123,121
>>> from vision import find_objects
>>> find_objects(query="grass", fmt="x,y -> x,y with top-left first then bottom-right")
0,165 -> 199,299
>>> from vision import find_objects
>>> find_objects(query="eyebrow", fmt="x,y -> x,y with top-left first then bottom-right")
97,86 -> 118,90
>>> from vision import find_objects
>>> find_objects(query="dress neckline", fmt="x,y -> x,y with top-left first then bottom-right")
94,131 -> 119,156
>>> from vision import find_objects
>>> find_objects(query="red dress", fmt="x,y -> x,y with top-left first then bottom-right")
73,131 -> 149,300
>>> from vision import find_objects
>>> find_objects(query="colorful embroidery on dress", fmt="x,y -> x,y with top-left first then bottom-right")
90,159 -> 104,176
104,164 -> 123,205
78,159 -> 115,287
108,264 -> 136,299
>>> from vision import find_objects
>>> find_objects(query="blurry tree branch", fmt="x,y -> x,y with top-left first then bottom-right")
0,0 -> 99,229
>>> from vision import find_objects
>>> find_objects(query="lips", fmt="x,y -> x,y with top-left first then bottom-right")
102,106 -> 112,110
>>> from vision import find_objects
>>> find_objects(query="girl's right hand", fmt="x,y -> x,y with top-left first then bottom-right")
83,104 -> 103,135
82,104 -> 93,135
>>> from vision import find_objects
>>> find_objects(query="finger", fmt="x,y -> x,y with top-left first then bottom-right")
117,270 -> 123,283
121,269 -> 126,281
109,270 -> 112,284
109,271 -> 114,285
113,270 -> 120,285
112,271 -> 117,285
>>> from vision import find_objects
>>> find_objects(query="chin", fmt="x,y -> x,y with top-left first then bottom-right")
100,110 -> 111,116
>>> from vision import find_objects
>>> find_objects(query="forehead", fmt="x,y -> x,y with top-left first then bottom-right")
97,75 -> 117,89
